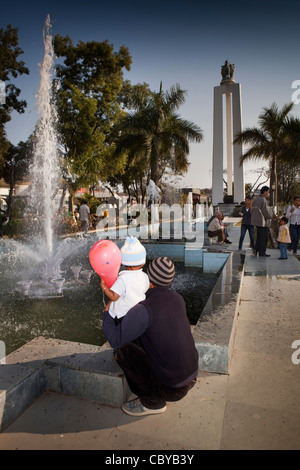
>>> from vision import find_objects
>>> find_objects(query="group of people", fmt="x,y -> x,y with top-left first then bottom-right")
207,187 -> 299,259
100,236 -> 199,417
238,187 -> 299,259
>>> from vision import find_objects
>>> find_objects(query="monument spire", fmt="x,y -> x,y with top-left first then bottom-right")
212,61 -> 244,207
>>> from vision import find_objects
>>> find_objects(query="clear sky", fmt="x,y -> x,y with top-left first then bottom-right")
2,0 -> 300,190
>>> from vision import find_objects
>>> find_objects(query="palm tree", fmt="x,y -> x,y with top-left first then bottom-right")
233,102 -> 294,206
115,82 -> 203,186
280,115 -> 300,163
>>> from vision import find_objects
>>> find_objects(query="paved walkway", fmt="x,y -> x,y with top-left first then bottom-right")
0,223 -> 299,450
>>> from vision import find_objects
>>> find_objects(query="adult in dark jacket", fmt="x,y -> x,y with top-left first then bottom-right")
238,196 -> 254,250
102,256 -> 199,417
251,186 -> 273,257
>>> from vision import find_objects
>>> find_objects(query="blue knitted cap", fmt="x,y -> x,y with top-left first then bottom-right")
120,236 -> 146,266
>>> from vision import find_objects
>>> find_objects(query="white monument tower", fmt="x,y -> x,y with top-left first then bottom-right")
212,61 -> 244,206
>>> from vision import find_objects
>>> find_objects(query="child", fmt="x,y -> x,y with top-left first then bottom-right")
100,236 -> 149,321
277,216 -> 291,260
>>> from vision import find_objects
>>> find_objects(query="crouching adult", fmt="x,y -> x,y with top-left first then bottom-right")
102,256 -> 199,417
207,211 -> 226,244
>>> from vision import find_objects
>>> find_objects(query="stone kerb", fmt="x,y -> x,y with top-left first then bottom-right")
192,251 -> 245,373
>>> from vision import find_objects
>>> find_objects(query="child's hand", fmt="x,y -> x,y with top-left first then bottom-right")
100,278 -> 107,291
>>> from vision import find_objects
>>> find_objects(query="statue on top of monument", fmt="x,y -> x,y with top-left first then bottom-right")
221,60 -> 235,84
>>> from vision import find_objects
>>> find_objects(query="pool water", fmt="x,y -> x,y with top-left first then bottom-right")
0,241 -> 218,356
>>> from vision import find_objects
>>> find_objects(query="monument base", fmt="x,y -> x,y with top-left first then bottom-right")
213,203 -> 240,217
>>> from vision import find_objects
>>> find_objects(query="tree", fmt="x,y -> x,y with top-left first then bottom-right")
114,82 -> 203,187
2,139 -> 33,217
276,115 -> 300,203
0,25 -> 29,169
53,35 -> 132,211
234,102 -> 295,206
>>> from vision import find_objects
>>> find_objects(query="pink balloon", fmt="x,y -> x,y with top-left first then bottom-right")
89,240 -> 121,288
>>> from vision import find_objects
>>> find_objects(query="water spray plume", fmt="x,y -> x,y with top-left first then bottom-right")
29,14 -> 60,256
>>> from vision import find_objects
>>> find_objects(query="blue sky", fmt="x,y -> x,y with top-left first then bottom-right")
2,0 -> 300,189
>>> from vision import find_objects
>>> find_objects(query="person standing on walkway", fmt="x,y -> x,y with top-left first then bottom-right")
251,186 -> 273,257
102,256 -> 199,417
286,196 -> 300,255
79,200 -> 90,236
238,196 -> 254,250
277,216 -> 291,260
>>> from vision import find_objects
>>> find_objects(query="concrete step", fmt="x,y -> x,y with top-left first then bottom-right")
0,337 -> 130,432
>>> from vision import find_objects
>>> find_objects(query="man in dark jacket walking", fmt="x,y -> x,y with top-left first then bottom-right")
238,196 -> 254,250
102,256 -> 199,416
251,186 -> 273,257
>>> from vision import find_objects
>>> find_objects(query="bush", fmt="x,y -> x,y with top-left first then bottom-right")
52,207 -> 78,234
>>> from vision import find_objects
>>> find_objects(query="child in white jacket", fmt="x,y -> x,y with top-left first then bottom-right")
100,236 -> 149,322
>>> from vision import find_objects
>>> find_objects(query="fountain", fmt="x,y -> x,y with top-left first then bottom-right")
50,277 -> 65,295
0,16 -> 107,355
6,15 -> 91,296
16,280 -> 33,297
81,270 -> 93,284
27,14 -> 60,258
70,265 -> 82,282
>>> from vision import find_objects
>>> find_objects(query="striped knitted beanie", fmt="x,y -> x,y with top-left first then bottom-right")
147,256 -> 175,287
120,236 -> 146,266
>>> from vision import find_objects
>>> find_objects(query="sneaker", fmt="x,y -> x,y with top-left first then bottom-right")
121,398 -> 166,417
259,254 -> 270,257
225,239 -> 232,244
278,257 -> 288,260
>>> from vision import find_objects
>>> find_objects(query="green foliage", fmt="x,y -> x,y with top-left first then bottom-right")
111,82 -> 203,196
53,35 -> 132,194
234,102 -> 299,205
52,207 -> 77,234
4,204 -> 78,238
0,25 -> 29,169
2,139 -> 32,182
76,193 -> 100,215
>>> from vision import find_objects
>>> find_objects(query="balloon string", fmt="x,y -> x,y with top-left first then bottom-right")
102,290 -> 106,308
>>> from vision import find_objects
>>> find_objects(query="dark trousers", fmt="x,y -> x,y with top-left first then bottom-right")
115,342 -> 196,409
208,229 -> 224,243
255,226 -> 269,256
238,224 -> 255,250
289,224 -> 300,253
